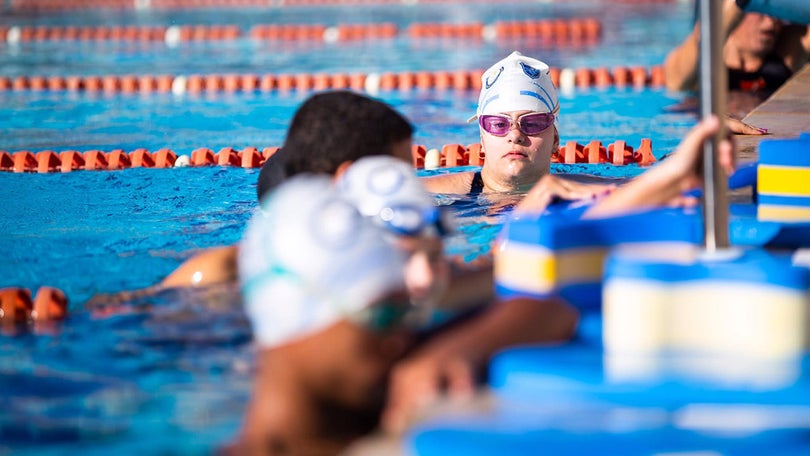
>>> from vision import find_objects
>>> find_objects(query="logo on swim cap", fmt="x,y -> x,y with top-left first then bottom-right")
312,199 -> 362,249
484,66 -> 504,89
520,62 -> 541,79
367,165 -> 406,197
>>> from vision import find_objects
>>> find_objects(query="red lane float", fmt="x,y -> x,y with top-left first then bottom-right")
0,139 -> 657,174
413,140 -> 656,169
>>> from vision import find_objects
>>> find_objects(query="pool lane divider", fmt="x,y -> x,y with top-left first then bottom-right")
1,18 -> 601,45
0,65 -> 667,95
0,286 -> 68,334
0,139 -> 657,174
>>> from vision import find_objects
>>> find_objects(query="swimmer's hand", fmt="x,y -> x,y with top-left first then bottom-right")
726,115 -> 768,135
515,174 -> 617,214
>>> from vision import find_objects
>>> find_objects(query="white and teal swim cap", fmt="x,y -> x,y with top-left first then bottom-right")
239,174 -> 408,348
471,51 -> 559,121
336,156 -> 453,238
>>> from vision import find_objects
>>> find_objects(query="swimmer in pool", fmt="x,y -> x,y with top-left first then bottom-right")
421,51 -> 617,200
84,91 -> 417,307
664,0 -> 810,133
228,175 -> 415,455
163,91 -> 491,305
165,90 -> 415,290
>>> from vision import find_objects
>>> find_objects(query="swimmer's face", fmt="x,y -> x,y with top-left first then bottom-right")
395,234 -> 450,308
480,110 -> 559,189
732,13 -> 783,55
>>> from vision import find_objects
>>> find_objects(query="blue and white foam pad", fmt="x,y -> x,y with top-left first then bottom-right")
603,246 -> 810,360
757,134 -> 810,222
407,342 -> 810,456
490,343 -> 810,407
730,203 -> 810,248
493,207 -> 702,312
406,403 -> 810,456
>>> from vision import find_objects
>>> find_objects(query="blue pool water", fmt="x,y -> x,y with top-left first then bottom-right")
0,1 -> 705,453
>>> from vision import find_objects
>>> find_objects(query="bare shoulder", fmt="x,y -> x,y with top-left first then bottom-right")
778,24 -> 810,70
160,245 -> 239,288
419,171 -> 476,194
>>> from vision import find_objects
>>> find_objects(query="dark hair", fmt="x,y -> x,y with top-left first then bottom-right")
256,90 -> 413,201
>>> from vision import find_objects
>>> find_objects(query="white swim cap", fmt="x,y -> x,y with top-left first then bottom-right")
239,174 -> 408,348
336,156 -> 454,237
471,51 -> 559,121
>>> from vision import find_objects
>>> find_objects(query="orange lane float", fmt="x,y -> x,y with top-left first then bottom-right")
0,140 -> 657,174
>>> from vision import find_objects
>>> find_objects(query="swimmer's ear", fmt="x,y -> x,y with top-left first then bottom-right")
333,160 -> 354,182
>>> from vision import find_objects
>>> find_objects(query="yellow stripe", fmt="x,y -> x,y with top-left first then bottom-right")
758,166 -> 810,196
494,243 -> 605,293
758,205 -> 810,222
558,248 -> 606,283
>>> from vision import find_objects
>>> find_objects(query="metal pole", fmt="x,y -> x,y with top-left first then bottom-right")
699,0 -> 730,251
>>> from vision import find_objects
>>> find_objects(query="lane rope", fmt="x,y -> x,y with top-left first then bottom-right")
0,140 -> 657,174
0,65 -> 667,93
1,19 -> 601,44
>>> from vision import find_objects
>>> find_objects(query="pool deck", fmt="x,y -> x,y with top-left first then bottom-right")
344,63 -> 810,456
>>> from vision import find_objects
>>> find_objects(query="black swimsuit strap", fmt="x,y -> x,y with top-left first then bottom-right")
469,171 -> 485,195
727,52 -> 793,93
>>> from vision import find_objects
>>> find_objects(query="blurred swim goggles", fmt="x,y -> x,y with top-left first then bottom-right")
348,293 -> 415,333
479,112 -> 555,137
377,204 -> 452,237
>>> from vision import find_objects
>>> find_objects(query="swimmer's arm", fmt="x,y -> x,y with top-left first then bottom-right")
778,24 -> 810,71
382,296 -> 578,434
584,115 -> 734,218
419,172 -> 475,194
85,245 -> 238,311
159,245 -> 239,288
663,0 -> 745,92
438,258 -> 494,311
